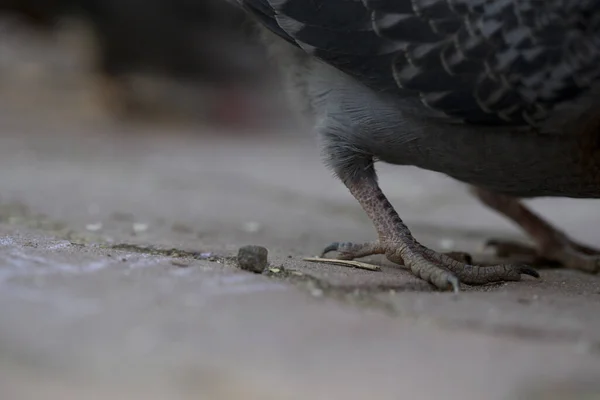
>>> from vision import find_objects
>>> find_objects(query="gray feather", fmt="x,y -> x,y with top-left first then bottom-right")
237,0 -> 600,127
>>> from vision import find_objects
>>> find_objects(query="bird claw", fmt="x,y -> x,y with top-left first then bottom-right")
319,240 -> 538,291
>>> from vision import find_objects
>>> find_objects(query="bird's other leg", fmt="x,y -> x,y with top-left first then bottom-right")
319,134 -> 538,291
471,186 -> 600,273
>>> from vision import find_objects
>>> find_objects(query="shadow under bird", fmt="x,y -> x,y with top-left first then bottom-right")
230,0 -> 600,291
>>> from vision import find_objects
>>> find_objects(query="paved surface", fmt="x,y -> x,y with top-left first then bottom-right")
1,21 -> 600,400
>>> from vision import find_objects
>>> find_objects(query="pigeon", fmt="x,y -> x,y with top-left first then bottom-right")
232,0 -> 600,291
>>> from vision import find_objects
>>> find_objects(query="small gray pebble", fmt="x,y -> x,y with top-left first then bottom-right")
237,245 -> 268,273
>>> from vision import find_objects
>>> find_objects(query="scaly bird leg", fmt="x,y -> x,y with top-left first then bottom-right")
321,169 -> 538,291
471,187 -> 600,273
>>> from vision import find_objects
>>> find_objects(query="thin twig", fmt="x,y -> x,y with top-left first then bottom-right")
303,257 -> 381,271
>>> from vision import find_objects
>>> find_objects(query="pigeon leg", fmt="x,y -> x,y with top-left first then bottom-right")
472,187 -> 600,273
321,243 -> 472,264
320,164 -> 538,291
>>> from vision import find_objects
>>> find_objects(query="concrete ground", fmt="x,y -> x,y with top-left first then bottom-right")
1,21 -> 600,400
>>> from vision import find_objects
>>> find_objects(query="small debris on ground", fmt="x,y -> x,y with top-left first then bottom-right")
237,245 -> 268,273
171,259 -> 192,268
195,252 -> 214,260
303,257 -> 381,271
85,222 -> 103,232
132,223 -> 149,234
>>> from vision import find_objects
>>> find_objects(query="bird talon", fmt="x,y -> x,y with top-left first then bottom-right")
519,265 -> 540,278
321,242 -> 340,257
448,276 -> 460,293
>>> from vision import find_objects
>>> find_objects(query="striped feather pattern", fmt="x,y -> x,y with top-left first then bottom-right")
236,0 -> 600,126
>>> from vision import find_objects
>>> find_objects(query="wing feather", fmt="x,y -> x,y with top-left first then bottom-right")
237,0 -> 600,126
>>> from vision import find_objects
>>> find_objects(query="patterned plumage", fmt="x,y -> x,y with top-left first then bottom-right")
233,0 -> 600,291
239,0 -> 600,127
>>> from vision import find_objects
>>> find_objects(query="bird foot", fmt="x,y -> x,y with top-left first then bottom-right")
486,238 -> 600,273
322,240 -> 538,292
321,243 -> 472,264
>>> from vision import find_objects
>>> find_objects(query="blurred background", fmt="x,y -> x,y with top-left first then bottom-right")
0,0 -> 289,128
